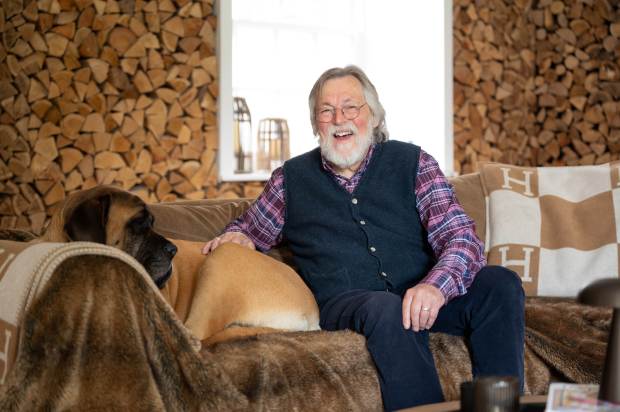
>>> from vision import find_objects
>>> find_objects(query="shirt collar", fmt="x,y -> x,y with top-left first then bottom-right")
321,143 -> 376,180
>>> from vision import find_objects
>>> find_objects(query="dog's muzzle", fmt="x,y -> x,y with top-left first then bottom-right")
155,264 -> 174,288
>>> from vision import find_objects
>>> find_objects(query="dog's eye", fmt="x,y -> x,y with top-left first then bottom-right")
129,212 -> 153,232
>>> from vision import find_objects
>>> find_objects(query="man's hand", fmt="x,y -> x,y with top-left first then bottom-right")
402,284 -> 446,332
201,232 -> 256,254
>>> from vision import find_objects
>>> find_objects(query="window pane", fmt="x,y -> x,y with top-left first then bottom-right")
227,0 -> 450,177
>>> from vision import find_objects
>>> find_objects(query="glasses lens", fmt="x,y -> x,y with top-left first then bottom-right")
318,109 -> 333,122
343,106 -> 360,120
317,104 -> 365,122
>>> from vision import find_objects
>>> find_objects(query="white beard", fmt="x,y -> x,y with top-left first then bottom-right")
319,120 -> 374,169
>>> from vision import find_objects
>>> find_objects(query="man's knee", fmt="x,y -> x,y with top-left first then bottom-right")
475,266 -> 525,308
357,291 -> 402,329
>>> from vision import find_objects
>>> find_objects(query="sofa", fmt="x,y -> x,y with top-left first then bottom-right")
0,164 -> 613,411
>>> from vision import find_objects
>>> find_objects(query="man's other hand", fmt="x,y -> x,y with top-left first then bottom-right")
402,284 -> 445,332
201,232 -> 256,254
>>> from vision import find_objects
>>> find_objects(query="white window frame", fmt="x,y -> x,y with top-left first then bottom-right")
217,0 -> 453,182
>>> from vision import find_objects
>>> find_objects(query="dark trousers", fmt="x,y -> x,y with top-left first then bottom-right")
319,266 -> 525,411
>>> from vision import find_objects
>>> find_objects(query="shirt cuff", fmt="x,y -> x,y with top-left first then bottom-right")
222,221 -> 247,236
419,269 -> 460,303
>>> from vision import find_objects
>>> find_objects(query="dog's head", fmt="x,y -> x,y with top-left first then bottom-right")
60,186 -> 177,288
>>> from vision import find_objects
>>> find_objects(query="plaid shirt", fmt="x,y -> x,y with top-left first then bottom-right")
225,145 -> 486,302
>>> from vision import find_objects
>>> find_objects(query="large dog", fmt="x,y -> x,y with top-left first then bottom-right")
42,185 -> 320,344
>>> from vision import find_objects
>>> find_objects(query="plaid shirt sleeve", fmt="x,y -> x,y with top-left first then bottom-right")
223,167 -> 286,252
415,150 -> 486,302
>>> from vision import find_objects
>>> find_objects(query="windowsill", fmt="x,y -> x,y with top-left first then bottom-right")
219,171 -> 272,182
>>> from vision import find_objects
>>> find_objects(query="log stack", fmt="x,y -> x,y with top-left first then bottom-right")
453,0 -> 620,174
3,0 -> 620,234
0,0 -> 262,235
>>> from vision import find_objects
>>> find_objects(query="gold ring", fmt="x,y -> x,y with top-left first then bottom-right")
422,307 -> 431,311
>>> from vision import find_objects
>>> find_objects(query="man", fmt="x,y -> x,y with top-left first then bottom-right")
203,66 -> 524,410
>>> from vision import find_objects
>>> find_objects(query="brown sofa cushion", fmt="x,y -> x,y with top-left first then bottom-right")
448,172 -> 486,243
150,198 -> 295,265
150,198 -> 253,242
149,173 -> 486,267
150,173 -> 487,245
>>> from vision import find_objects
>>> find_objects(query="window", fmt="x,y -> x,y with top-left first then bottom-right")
218,0 -> 452,181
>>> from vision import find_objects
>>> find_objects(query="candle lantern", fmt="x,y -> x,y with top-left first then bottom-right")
232,97 -> 253,173
256,118 -> 290,171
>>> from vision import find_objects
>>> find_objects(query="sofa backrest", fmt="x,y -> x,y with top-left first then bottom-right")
146,165 -> 620,298
446,173 -> 485,243
149,172 -> 487,264
150,197 -> 254,242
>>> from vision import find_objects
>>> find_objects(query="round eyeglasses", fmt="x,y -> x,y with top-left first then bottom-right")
317,103 -> 367,123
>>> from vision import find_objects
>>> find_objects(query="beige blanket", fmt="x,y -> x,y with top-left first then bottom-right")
0,240 -> 611,410
481,162 -> 620,297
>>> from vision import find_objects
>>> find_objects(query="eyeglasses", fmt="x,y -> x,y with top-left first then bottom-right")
317,103 -> 367,123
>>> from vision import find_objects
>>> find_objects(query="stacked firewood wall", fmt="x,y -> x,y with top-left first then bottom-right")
3,0 -> 620,234
453,0 -> 620,174
0,0 -> 263,234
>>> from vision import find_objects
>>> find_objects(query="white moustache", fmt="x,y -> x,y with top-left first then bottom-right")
327,122 -> 358,137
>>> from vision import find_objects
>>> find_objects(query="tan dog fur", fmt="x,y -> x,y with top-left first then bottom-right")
45,185 -> 320,345
162,240 -> 320,345
42,185 -> 177,288
42,185 -> 143,244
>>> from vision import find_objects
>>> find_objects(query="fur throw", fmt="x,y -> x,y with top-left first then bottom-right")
524,297 -> 609,383
0,252 -> 611,410
0,254 -> 380,411
0,255 -> 245,411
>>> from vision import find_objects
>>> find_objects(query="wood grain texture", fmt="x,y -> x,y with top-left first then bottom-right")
0,0 -> 264,234
453,0 -> 620,174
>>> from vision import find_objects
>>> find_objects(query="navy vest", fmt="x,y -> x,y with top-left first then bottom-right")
282,141 -> 435,306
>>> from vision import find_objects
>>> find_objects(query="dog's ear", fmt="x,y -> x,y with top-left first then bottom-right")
64,195 -> 111,243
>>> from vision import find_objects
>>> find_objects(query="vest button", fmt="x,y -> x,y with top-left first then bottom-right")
360,220 -> 366,225
380,271 -> 387,278
351,198 -> 358,204
370,246 -> 376,252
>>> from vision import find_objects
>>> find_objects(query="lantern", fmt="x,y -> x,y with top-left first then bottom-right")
232,97 -> 253,173
256,118 -> 290,171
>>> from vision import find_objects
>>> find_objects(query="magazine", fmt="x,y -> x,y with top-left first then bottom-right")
545,383 -> 620,412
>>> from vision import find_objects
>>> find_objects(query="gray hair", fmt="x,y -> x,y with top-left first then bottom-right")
308,65 -> 389,143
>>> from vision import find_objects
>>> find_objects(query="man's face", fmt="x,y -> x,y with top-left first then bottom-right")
316,76 -> 376,170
